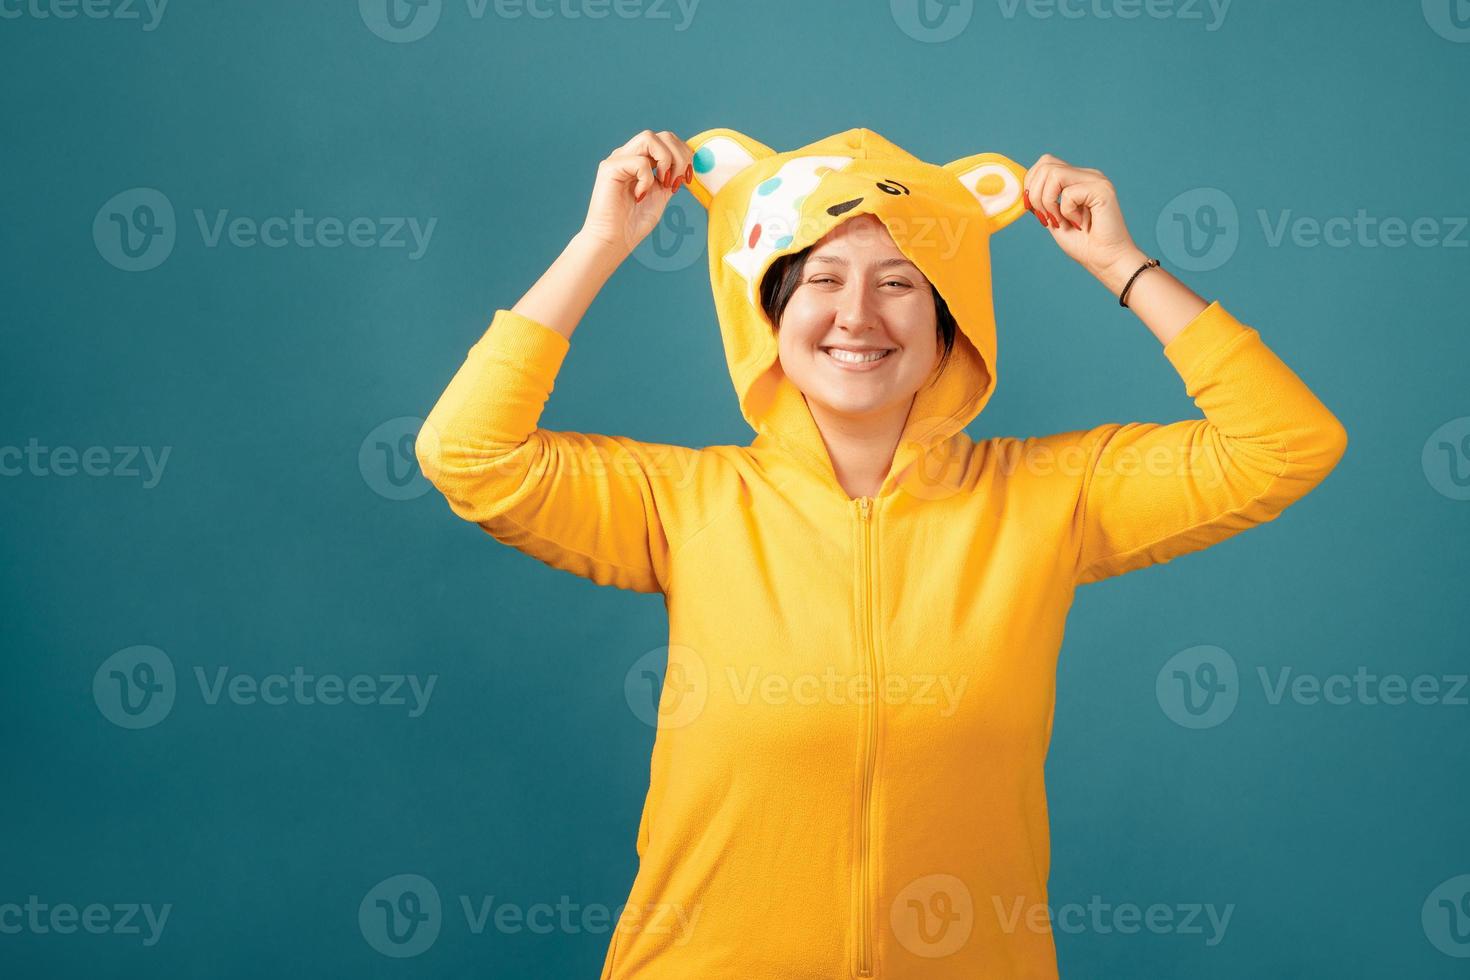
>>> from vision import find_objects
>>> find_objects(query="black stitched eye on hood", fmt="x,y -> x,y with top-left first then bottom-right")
826,178 -> 910,216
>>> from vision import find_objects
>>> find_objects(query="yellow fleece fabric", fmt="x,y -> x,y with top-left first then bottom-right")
416,128 -> 1348,978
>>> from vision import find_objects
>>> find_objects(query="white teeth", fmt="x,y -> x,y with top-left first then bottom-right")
824,347 -> 892,364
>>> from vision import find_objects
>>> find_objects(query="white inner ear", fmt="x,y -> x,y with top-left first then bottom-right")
693,136 -> 759,196
956,162 -> 1022,218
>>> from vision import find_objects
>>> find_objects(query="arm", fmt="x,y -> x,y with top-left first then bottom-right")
1022,155 -> 1349,585
415,131 -> 701,594
1066,296 -> 1347,584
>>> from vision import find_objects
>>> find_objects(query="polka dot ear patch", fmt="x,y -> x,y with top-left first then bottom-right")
683,128 -> 775,211
721,154 -> 855,306
942,151 -> 1029,232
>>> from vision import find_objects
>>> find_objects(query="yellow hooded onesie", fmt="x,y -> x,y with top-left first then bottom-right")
416,127 -> 1347,978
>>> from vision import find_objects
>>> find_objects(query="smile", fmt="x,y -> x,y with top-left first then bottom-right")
821,346 -> 895,369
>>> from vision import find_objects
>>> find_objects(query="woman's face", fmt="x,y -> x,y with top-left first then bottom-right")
775,213 -> 941,428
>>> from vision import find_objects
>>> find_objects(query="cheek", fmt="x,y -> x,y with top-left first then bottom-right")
775,307 -> 826,353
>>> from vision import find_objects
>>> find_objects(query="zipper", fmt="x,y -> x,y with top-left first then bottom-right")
854,494 -> 877,977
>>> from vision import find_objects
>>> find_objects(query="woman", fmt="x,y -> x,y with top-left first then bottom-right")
416,127 -> 1347,979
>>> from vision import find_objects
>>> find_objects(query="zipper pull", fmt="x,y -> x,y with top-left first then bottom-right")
858,496 -> 871,520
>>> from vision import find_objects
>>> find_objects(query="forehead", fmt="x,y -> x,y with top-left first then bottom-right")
810,213 -> 902,253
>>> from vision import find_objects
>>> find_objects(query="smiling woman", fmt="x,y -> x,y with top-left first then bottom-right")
759,219 -> 959,380
416,127 -> 1348,980
758,213 -> 962,497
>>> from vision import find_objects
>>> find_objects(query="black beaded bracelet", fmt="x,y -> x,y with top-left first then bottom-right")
1118,257 -> 1161,308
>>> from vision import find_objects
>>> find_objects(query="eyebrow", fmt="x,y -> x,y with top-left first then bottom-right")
806,255 -> 920,271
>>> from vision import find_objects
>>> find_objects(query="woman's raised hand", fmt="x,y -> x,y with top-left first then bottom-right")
1022,154 -> 1149,294
578,129 -> 695,260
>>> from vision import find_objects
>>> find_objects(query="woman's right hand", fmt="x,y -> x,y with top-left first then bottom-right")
578,130 -> 695,260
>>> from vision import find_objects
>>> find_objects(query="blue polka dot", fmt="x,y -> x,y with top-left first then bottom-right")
693,146 -> 715,173
774,234 -> 793,248
757,177 -> 783,196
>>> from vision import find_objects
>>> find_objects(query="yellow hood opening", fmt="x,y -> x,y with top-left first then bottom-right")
685,126 -> 1029,497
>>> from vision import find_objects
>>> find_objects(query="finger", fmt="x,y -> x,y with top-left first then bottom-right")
609,149 -> 658,201
1023,155 -> 1050,223
628,129 -> 676,190
1024,160 -> 1053,228
650,131 -> 687,190
1041,166 -> 1092,229
667,134 -> 695,190
657,131 -> 696,190
1058,180 -> 1106,231
1036,167 -> 1063,229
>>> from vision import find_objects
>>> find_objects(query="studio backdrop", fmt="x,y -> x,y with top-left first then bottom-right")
3,1 -> 1467,977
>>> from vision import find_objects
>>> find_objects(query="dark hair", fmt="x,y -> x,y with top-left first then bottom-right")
758,246 -> 958,385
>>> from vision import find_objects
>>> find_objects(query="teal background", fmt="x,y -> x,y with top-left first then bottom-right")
3,0 -> 1468,976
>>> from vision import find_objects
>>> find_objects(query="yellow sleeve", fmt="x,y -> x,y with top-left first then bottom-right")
1071,300 -> 1348,585
415,308 -> 698,595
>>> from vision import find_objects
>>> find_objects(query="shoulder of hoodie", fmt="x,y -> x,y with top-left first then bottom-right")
966,426 -> 1124,493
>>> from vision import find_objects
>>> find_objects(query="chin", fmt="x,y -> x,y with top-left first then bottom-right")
810,388 -> 902,419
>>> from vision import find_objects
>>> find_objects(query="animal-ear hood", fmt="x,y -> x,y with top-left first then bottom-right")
684,126 -> 1027,495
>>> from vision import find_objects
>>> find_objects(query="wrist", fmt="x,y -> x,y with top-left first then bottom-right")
569,229 -> 630,275
1093,245 -> 1151,296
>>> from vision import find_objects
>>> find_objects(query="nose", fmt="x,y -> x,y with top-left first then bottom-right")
832,279 -> 880,335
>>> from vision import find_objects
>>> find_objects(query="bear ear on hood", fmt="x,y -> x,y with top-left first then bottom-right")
684,128 -> 775,210
942,151 -> 1029,233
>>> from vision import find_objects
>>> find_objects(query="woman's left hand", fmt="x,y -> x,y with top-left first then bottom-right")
1023,154 -> 1148,293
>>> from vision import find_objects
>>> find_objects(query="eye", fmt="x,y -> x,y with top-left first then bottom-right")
881,279 -> 913,289
807,275 -> 839,286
